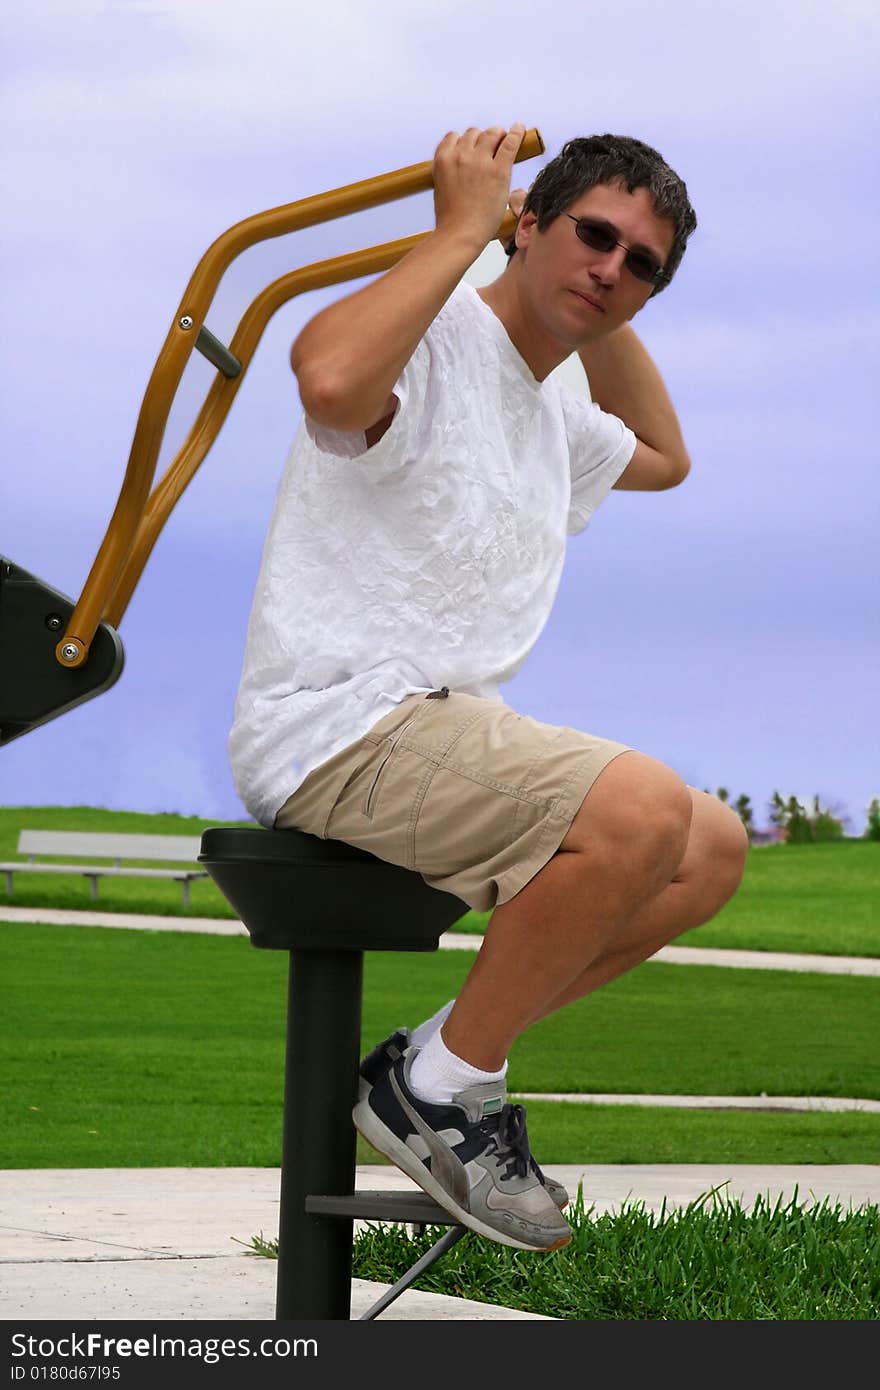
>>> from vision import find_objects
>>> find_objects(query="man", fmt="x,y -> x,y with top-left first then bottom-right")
229,125 -> 749,1253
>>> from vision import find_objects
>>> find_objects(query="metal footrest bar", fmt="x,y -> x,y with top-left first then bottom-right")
305,1190 -> 461,1225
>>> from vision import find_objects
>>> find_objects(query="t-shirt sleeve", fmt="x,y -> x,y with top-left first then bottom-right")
559,387 -> 637,535
301,335 -> 430,480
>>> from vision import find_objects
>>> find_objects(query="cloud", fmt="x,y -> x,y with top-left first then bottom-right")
4,0 -> 876,153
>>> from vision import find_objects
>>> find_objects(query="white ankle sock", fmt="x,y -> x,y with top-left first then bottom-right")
408,1026 -> 507,1104
410,998 -> 455,1048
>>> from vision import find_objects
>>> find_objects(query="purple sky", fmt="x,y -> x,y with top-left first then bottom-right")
2,1 -> 878,834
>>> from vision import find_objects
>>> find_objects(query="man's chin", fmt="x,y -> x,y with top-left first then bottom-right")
567,319 -> 614,350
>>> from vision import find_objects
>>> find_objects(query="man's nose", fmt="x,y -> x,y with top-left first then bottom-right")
590,245 -> 628,287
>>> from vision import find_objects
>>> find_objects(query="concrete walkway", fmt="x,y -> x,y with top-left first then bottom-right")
4,904 -> 880,975
3,1164 -> 878,1323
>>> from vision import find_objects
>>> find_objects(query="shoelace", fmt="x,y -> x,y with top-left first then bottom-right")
490,1102 -> 532,1180
529,1155 -> 548,1185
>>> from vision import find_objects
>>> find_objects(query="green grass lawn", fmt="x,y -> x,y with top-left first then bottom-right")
1,805 -> 878,958
249,1191 -> 880,1320
2,921 -> 878,1167
350,1189 -> 878,1317
464,837 -> 880,957
347,1191 -> 880,1319
670,838 -> 880,957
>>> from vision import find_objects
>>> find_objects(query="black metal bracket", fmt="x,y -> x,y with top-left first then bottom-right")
0,555 -> 124,746
305,1190 -> 467,1320
195,324 -> 241,378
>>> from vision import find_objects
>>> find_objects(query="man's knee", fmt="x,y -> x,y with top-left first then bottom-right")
560,750 -> 692,863
677,787 -> 750,903
692,800 -> 750,895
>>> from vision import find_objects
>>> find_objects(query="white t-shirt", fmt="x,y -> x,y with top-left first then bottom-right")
228,281 -> 637,828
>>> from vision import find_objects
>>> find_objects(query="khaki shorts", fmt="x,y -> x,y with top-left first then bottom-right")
273,689 -> 634,914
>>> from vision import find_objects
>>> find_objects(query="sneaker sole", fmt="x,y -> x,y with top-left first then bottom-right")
352,1097 -> 571,1253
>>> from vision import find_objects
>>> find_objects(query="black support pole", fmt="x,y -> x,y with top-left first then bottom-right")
275,947 -> 364,1319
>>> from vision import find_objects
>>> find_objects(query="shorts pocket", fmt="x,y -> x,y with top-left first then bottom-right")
362,708 -> 423,820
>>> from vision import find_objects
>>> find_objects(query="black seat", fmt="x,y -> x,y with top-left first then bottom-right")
198,825 -> 472,1319
200,825 -> 466,950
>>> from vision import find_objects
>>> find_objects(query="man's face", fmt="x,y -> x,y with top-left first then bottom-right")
515,181 -> 677,346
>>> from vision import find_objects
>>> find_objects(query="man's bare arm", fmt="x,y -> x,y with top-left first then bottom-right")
291,228 -> 482,432
291,124 -> 526,434
577,325 -> 691,490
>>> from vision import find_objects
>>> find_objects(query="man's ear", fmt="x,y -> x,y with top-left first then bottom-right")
514,209 -> 540,251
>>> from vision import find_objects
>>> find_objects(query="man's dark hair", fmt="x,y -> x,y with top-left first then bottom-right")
505,133 -> 697,297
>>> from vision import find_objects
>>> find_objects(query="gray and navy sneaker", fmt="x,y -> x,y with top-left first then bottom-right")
358,1027 -> 412,1101
357,1028 -> 569,1211
352,1045 -> 572,1252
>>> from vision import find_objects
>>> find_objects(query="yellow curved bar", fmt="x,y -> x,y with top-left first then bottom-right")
105,211 -> 523,627
57,128 -> 544,667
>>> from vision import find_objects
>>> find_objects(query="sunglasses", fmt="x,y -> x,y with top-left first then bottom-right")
564,214 -> 668,286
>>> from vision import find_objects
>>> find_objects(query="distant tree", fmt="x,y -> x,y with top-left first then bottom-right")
769,791 -> 806,842
864,797 -> 880,842
768,791 -> 847,843
809,796 -> 846,841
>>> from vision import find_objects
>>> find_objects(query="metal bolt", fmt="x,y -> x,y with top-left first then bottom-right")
179,315 -> 194,330
60,643 -> 79,662
45,613 -> 63,631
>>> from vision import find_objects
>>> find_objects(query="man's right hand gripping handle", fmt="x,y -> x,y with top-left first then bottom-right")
290,124 -> 527,435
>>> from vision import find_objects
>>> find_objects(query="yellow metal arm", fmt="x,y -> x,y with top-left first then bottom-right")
57,128 -> 545,666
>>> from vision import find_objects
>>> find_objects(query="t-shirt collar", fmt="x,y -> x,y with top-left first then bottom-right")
463,283 -> 546,393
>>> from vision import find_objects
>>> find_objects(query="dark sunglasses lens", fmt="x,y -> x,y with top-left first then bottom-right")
575,219 -> 615,253
575,219 -> 661,284
626,254 -> 660,284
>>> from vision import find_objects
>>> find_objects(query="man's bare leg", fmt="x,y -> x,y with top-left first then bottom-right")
519,784 -> 750,1026
441,752 -> 745,1071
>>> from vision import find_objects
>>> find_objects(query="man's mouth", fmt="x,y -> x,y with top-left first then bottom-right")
571,290 -> 605,313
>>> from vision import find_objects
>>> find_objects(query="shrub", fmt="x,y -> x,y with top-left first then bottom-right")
768,791 -> 847,843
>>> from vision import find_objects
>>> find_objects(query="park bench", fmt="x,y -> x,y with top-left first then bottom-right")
0,830 -> 209,906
